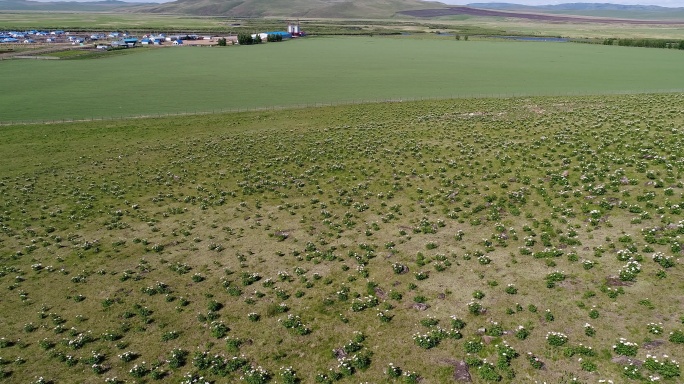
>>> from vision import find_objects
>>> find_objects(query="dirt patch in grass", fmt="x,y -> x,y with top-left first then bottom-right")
612,355 -> 643,366
643,340 -> 665,349
605,276 -> 634,287
439,359 -> 472,382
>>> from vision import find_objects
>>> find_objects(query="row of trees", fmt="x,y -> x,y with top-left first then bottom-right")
236,33 -> 283,46
603,38 -> 684,50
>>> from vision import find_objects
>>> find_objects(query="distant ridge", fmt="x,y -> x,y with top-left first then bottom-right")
0,0 -> 154,11
467,3 -> 683,11
136,0 -> 438,18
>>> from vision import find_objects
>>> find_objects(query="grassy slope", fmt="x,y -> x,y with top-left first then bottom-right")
139,0 -> 435,18
546,9 -> 684,20
1,94 -> 684,383
3,37 -> 684,123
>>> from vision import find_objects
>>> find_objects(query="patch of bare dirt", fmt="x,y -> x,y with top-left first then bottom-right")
643,340 -> 665,349
606,276 -> 634,286
374,287 -> 387,300
612,355 -> 643,366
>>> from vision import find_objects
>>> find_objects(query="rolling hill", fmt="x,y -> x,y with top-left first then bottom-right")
135,0 -> 441,18
467,2 -> 684,20
0,0 -> 151,11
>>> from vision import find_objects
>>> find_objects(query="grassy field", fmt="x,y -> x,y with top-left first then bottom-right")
3,36 -> 684,123
1,93 -> 684,383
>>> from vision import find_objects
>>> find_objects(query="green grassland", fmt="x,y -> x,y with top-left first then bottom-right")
3,36 -> 684,123
1,93 -> 684,383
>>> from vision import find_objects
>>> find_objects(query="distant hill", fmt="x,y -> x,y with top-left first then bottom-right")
0,0 -> 152,11
467,2 -> 684,19
136,0 -> 439,18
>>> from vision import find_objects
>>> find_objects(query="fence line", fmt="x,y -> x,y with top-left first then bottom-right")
1,89 -> 684,126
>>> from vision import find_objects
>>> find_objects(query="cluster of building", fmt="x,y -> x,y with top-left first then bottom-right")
1,23 -> 306,47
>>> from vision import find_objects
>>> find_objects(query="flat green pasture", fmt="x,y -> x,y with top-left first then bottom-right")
2,36 -> 684,122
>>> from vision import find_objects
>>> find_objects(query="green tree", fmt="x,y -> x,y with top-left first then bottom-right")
237,33 -> 253,45
217,37 -> 227,46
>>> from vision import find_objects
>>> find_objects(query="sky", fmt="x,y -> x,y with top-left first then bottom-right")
440,0 -> 684,6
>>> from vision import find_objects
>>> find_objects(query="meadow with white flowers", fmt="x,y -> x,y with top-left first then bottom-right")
1,93 -> 683,382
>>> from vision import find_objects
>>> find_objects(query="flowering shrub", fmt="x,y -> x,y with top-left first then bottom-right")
420,316 -> 439,327
623,362 -> 642,380
337,359 -> 354,376
179,372 -> 210,384
647,322 -> 663,335
392,263 -> 407,274
67,332 -> 94,349
496,342 -> 519,366
584,323 -> 596,337
644,354 -> 680,379
279,366 -> 298,384
377,310 -> 392,323
652,252 -> 675,268
118,351 -> 138,362
210,321 -> 230,338
387,363 -> 402,378
241,272 -> 261,285
450,316 -> 466,329
464,339 -> 484,353
618,260 -> 642,281
669,329 -> 684,344
467,301 -> 484,315
485,321 -> 504,337
504,284 -> 517,294
527,352 -> 544,369
129,362 -> 149,378
515,325 -> 530,340
350,295 -> 378,312
350,351 -> 372,370
588,308 -> 599,319
580,359 -> 597,372
544,309 -> 555,322
38,338 -> 54,350
402,370 -> 420,384
477,361 -> 501,381
84,351 -> 105,364
242,366 -> 271,384
613,338 -> 638,356
279,314 -> 311,335
168,348 -> 188,368
92,364 -> 107,374
545,270 -> 565,287
413,333 -> 439,349
546,332 -> 568,347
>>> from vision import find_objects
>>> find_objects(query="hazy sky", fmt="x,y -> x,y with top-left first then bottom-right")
440,0 -> 683,6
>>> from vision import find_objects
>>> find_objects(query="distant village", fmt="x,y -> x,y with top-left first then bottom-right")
0,23 -> 306,48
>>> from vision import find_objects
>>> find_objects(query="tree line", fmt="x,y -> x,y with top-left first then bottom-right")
603,38 -> 684,50
237,33 -> 283,45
